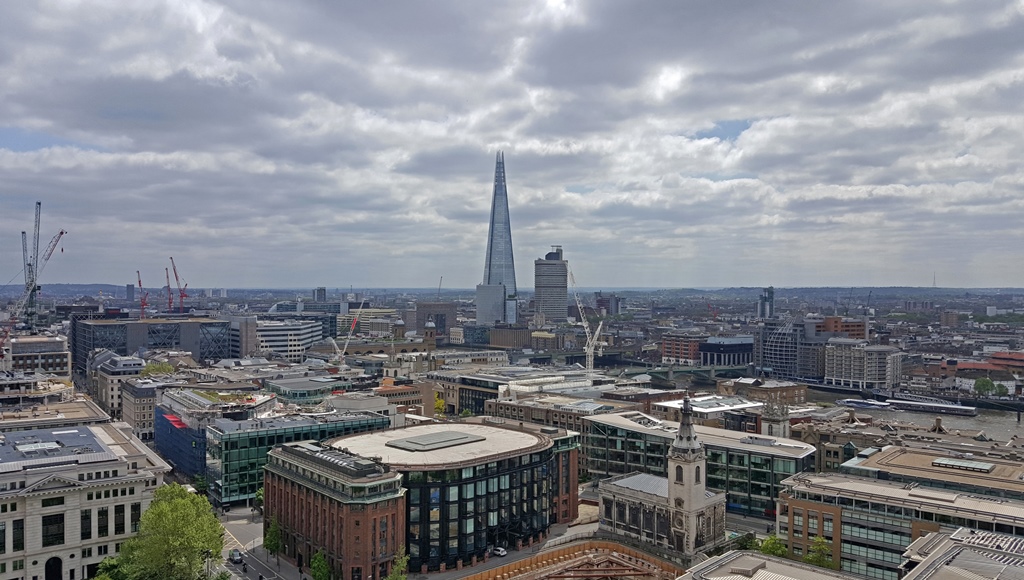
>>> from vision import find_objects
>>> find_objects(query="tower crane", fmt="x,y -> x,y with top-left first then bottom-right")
165,268 -> 173,312
569,267 -> 601,373
137,271 -> 148,320
169,257 -> 188,314
339,299 -> 367,367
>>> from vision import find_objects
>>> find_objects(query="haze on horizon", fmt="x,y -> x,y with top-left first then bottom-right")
1,1 -> 1023,291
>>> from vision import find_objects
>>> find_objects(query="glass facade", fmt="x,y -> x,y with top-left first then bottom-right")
404,450 -> 553,572
585,418 -> 813,517
206,414 -> 390,506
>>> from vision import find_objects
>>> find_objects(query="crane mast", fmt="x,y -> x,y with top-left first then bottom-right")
165,268 -> 173,311
137,271 -> 148,320
169,257 -> 188,314
569,268 -> 598,372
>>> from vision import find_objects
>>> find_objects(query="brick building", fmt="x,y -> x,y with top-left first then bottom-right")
264,442 -> 405,580
661,332 -> 708,365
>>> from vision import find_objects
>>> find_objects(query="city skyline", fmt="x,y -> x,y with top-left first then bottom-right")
1,2 -> 1023,289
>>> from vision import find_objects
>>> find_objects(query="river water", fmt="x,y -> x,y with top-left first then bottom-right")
804,389 -> 1024,440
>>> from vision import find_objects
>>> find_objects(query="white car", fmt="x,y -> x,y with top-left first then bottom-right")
493,547 -> 507,557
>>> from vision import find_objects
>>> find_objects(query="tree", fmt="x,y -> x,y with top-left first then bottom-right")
191,475 -> 208,495
264,516 -> 283,563
803,536 -> 836,569
94,557 -> 129,580
117,483 -> 224,580
459,408 -> 472,418
434,392 -> 445,415
996,383 -> 1010,397
974,377 -> 996,397
758,534 -> 788,557
310,549 -> 330,580
384,545 -> 409,580
140,362 -> 175,377
254,486 -> 264,513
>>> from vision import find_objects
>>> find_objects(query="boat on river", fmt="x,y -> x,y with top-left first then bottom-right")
837,399 -> 891,409
886,399 -> 978,416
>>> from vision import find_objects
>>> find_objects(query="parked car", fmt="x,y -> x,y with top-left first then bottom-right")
492,547 -> 507,557
228,549 -> 243,564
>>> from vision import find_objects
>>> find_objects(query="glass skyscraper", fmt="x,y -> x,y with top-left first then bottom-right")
477,151 -> 518,325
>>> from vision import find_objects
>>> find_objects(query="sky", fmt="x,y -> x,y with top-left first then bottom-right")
2,1 -> 1024,290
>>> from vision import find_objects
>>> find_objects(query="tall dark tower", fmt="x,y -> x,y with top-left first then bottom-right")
482,151 -> 516,294
476,151 -> 518,325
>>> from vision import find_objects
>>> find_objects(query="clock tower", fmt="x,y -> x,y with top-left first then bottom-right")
668,393 -> 727,556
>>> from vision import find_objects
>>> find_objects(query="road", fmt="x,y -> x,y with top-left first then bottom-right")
217,510 -> 306,580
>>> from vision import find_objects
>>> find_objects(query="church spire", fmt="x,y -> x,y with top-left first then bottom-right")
672,392 -> 702,454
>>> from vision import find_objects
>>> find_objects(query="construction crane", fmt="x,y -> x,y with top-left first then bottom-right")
164,268 -> 173,311
569,267 -> 600,373
136,271 -> 148,320
169,257 -> 188,314
707,301 -> 719,321
339,299 -> 367,365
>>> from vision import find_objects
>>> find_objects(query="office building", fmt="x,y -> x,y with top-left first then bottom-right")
264,375 -> 349,406
902,528 -> 1024,580
594,292 -> 621,316
533,246 -> 568,323
120,379 -> 167,442
92,355 -> 144,420
756,287 -> 775,319
584,411 -> 815,517
0,424 -> 170,580
755,316 -> 868,382
313,287 -> 327,302
254,319 -> 323,362
264,442 -> 405,580
329,419 -> 579,573
125,283 -> 134,302
71,317 -> 231,374
0,398 -> 109,433
207,411 -> 390,507
824,339 -> 903,390
698,336 -> 754,367
476,151 -> 517,326
661,332 -> 710,365
7,336 -> 71,376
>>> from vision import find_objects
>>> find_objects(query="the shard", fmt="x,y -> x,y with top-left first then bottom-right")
482,151 -> 516,294
476,151 -> 518,325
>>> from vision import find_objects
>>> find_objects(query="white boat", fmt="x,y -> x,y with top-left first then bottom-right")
837,399 -> 891,409
886,399 -> 978,416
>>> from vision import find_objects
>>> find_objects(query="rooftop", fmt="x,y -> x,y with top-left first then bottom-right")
586,411 -> 815,458
904,528 -> 1024,580
209,411 -> 388,435
843,444 -> 1024,495
782,473 -> 1024,523
329,422 -> 552,470
683,551 -> 854,580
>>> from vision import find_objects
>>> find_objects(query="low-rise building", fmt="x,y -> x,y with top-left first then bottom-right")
264,375 -> 348,406
0,398 -> 109,432
7,336 -> 71,376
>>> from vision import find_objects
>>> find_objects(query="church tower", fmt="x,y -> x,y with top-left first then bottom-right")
668,393 -> 727,557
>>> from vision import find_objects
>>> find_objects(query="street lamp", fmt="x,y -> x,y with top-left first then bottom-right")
203,549 -> 212,579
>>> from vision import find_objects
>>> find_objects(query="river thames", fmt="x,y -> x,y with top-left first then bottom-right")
804,389 -> 1024,440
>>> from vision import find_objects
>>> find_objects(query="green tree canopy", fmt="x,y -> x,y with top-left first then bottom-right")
974,377 -> 996,397
996,383 -> 1010,397
759,534 -> 788,557
803,536 -> 837,569
140,362 -> 175,377
384,545 -> 409,580
254,486 -> 264,509
434,392 -> 445,415
264,516 -> 283,562
118,483 -> 224,580
310,549 -> 330,580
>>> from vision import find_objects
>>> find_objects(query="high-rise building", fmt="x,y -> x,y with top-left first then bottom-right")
126,283 -> 134,302
756,286 -> 775,318
313,286 -> 327,302
534,246 -> 568,323
476,151 -> 518,325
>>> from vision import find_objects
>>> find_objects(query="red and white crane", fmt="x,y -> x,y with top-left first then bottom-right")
137,270 -> 148,320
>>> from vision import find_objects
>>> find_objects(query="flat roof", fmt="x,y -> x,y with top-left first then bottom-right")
783,473 -> 1024,522
586,412 -> 815,458
328,423 -> 552,470
684,551 -> 852,580
0,399 -> 109,430
0,423 -> 170,475
266,376 -> 348,390
209,411 -> 387,435
602,472 -> 668,498
846,445 -> 1024,495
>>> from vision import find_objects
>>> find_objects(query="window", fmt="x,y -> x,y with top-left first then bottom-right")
675,465 -> 683,482
0,521 -> 5,554
130,503 -> 141,533
12,559 -> 23,571
98,544 -> 109,555
42,513 -> 65,547
695,466 -> 701,484
82,548 -> 93,558
115,504 -> 125,535
98,507 -> 109,537
81,509 -> 92,540
42,497 -> 65,508
12,519 -> 23,551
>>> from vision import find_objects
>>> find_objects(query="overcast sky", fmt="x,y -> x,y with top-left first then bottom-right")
2,1 -> 1023,291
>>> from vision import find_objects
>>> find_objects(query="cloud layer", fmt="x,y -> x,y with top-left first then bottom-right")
2,0 -> 1023,289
